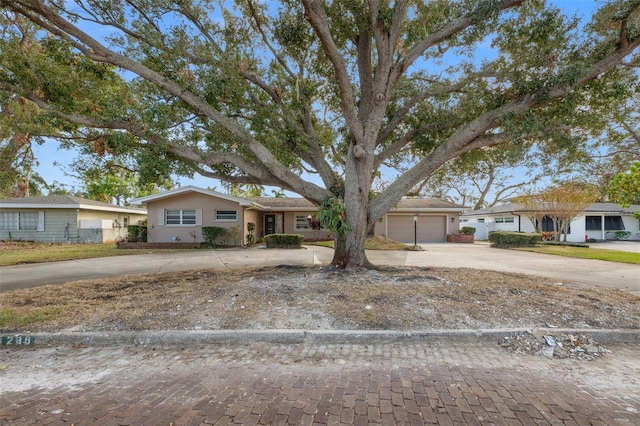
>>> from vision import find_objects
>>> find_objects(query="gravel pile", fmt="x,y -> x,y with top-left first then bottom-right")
500,331 -> 611,360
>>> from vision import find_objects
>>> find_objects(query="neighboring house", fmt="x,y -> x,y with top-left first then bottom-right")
0,195 -> 147,243
461,202 -> 640,242
130,186 -> 465,245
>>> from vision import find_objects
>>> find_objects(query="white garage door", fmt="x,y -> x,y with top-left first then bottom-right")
386,215 -> 447,243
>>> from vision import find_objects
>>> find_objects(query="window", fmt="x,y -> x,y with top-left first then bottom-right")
494,217 -> 514,224
0,212 -> 18,230
166,209 -> 197,225
586,216 -> 625,231
477,218 -> 485,223
585,216 -> 601,231
540,216 -> 554,232
538,216 -> 571,233
295,215 -> 312,230
215,210 -> 237,221
0,212 -> 44,231
605,216 -> 625,230
19,212 -> 39,230
123,217 -> 129,228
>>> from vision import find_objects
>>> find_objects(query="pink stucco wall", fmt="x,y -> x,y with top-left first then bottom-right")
146,192 -> 244,244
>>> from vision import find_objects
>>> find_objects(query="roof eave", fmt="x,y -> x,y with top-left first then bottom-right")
392,208 -> 465,213
129,185 -> 251,206
0,203 -> 146,214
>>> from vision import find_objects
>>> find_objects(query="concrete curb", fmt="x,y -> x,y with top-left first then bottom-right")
2,328 -> 638,347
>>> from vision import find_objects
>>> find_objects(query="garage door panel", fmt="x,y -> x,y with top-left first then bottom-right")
386,215 -> 446,243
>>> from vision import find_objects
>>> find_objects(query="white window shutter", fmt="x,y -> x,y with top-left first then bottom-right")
196,209 -> 202,226
37,211 -> 45,231
158,209 -> 165,225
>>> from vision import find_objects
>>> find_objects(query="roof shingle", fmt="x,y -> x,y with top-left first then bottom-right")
0,195 -> 146,213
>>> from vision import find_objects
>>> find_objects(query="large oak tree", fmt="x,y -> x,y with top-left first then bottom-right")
1,0 -> 639,268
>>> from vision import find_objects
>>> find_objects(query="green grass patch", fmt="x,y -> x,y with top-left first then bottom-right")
0,306 -> 67,328
0,242 -> 197,267
306,240 -> 334,248
517,245 -> 640,265
305,236 -> 407,251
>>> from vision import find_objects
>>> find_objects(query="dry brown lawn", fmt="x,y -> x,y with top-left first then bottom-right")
2,265 -> 638,333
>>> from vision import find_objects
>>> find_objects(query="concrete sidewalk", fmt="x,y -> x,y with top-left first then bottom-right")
1,243 -> 639,294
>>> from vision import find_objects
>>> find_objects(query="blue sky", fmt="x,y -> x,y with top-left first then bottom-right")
29,0 -> 599,196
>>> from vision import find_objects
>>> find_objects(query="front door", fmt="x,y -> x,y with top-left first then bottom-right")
265,214 -> 276,235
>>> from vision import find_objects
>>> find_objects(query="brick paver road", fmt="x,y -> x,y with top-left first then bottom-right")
1,341 -> 639,425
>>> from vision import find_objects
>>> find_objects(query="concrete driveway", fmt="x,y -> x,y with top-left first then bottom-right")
400,243 -> 639,295
1,243 -> 638,295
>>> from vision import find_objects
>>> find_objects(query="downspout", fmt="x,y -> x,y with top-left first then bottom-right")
513,213 -> 521,232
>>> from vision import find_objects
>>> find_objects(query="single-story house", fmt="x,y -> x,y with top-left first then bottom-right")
0,195 -> 147,243
461,202 -> 640,242
129,186 -> 465,245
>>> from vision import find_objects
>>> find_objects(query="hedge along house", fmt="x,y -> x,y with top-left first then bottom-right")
461,202 -> 640,242
0,195 -> 147,243
130,186 -> 466,246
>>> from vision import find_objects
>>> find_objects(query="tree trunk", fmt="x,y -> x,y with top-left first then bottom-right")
561,219 -> 570,242
553,218 -> 560,242
330,227 -> 375,269
328,196 -> 375,269
331,232 -> 348,268
331,141 -> 376,269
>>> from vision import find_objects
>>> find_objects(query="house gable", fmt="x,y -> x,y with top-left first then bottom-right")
140,189 -> 249,245
131,185 -> 255,207
0,195 -> 146,243
461,202 -> 640,241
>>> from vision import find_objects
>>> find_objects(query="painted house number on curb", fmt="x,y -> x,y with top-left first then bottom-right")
1,335 -> 35,345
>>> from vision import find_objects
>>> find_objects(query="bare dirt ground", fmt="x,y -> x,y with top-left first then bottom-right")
3,265 -> 639,334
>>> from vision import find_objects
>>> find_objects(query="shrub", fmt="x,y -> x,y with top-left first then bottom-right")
264,233 -> 304,248
460,226 -> 476,235
489,231 -> 541,248
227,226 -> 240,245
127,224 -> 147,242
202,226 -> 227,247
610,231 -> 631,240
540,241 -> 589,248
540,231 -> 554,241
246,222 -> 256,245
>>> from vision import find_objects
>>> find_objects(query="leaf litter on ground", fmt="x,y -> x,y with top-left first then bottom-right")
2,266 -> 638,334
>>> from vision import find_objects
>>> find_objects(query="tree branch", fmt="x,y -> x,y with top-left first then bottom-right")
2,0 -> 330,202
393,1 -> 525,79
0,81 -> 298,189
246,0 -> 296,79
376,82 -> 465,148
193,166 -> 287,188
235,72 -> 337,188
372,26 -> 640,221
301,0 -> 363,142
374,119 -> 460,169
620,121 -> 640,145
